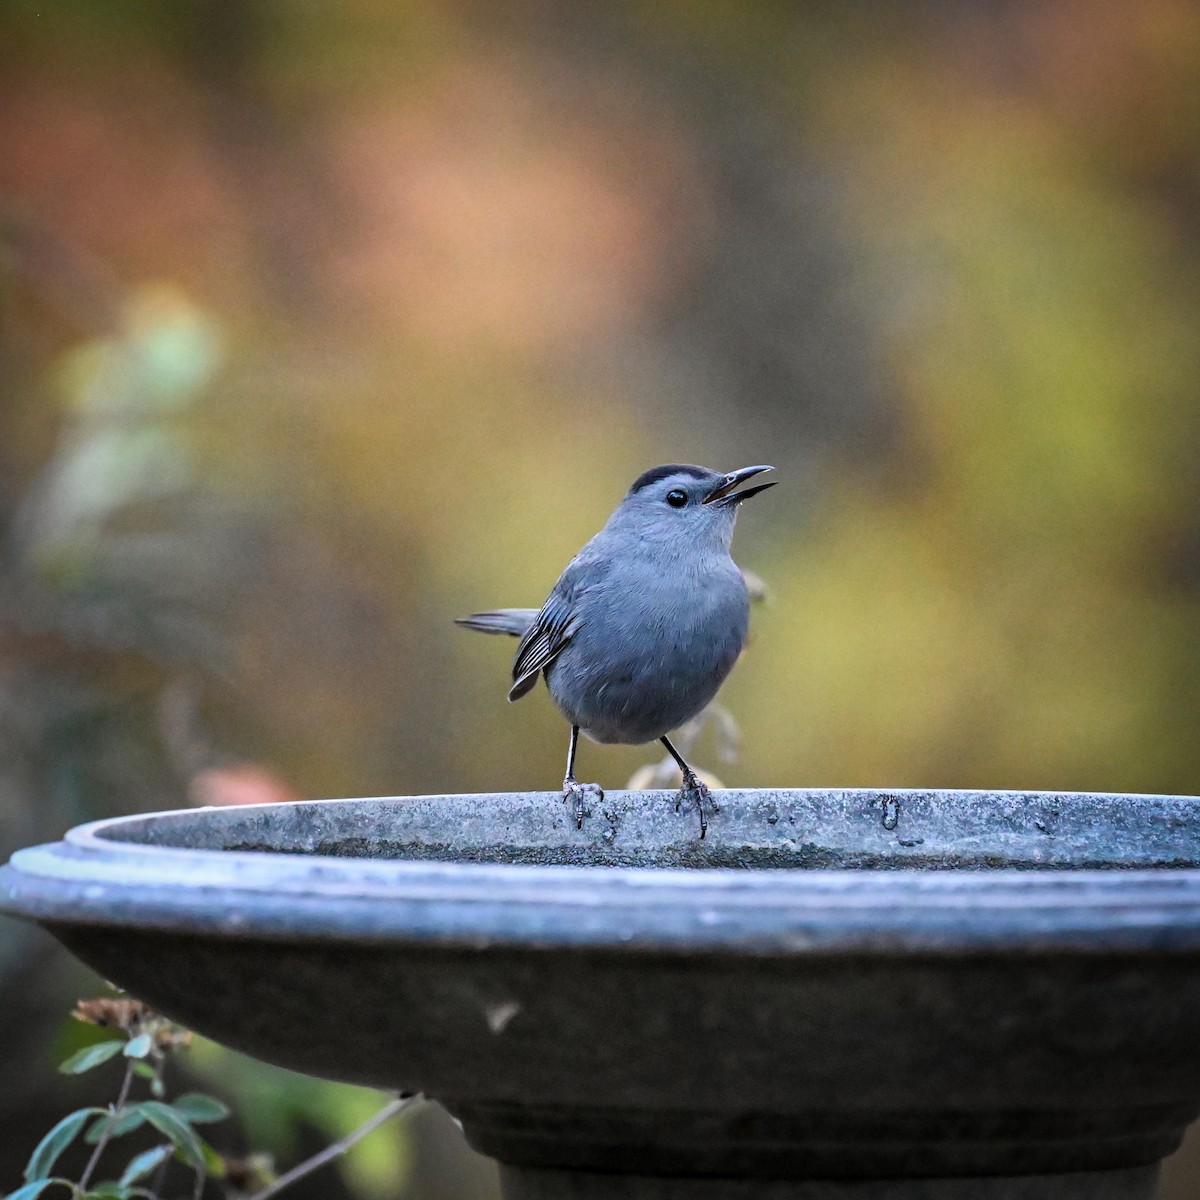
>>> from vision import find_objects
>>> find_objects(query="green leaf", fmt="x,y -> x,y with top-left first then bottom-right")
6,1180 -> 73,1200
84,1107 -> 147,1144
122,1034 -> 153,1059
198,1137 -> 226,1178
24,1107 -> 105,1180
83,1185 -> 133,1199
171,1093 -> 230,1124
138,1101 -> 205,1171
130,1059 -> 165,1095
58,1039 -> 124,1075
118,1143 -> 173,1187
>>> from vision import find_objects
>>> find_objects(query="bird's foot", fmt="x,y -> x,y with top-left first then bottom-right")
563,777 -> 604,830
676,770 -> 715,839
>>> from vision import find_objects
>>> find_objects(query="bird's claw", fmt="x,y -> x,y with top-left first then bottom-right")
673,771 -> 715,839
563,778 -> 604,829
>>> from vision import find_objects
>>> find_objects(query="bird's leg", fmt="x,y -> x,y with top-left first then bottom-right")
563,725 -> 604,830
660,735 -> 715,839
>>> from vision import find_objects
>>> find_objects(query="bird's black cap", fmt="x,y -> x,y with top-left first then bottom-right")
627,464 -> 712,494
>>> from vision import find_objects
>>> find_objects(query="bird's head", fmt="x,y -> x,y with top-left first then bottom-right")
607,463 -> 776,550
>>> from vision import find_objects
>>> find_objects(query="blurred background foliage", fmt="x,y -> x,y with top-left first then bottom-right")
2,1 -> 1200,1196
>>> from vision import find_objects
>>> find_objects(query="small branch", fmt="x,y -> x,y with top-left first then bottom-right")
148,1143 -> 171,1200
246,1094 -> 419,1200
78,1058 -> 137,1192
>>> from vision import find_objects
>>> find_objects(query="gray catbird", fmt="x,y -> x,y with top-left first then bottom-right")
457,463 -> 775,837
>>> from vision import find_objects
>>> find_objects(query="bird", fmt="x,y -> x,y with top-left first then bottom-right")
456,463 -> 776,837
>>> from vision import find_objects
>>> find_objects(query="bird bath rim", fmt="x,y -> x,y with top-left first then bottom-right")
5,787 -> 1200,955
6,788 -> 1200,1199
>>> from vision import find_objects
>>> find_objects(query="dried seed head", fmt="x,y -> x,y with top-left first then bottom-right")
154,1024 -> 193,1051
220,1153 -> 275,1193
72,997 -> 153,1030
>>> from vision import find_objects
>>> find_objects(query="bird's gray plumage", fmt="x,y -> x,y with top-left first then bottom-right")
456,463 -> 775,836
537,543 -> 747,743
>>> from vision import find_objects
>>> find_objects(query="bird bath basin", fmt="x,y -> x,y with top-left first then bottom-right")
3,788 -> 1200,1199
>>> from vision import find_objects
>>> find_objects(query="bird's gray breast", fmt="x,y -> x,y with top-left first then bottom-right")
545,558 -> 750,745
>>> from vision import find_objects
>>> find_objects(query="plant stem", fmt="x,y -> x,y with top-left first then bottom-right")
246,1094 -> 418,1200
148,1145 -> 171,1200
78,1058 -> 137,1192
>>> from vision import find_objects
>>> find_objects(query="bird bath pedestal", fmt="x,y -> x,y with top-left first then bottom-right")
3,788 -> 1200,1200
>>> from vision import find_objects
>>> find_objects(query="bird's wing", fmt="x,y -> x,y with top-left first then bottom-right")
508,592 -> 577,701
508,554 -> 606,702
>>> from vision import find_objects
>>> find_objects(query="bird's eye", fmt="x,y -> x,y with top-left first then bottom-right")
665,489 -> 688,508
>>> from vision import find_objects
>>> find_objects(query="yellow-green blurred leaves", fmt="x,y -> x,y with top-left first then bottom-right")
188,1039 -> 411,1200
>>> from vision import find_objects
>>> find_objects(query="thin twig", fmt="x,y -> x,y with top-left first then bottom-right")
78,1057 -> 138,1192
246,1094 -> 419,1200
147,1142 -> 171,1200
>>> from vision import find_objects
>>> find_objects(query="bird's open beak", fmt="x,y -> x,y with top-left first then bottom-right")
703,464 -> 777,506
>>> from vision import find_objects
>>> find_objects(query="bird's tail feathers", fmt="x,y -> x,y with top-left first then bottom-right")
454,608 -> 539,638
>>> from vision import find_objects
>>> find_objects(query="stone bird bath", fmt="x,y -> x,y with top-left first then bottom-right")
3,788 -> 1200,1199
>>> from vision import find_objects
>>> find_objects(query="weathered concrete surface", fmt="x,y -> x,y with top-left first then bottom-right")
499,1164 -> 1162,1199
2,789 -> 1199,1199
